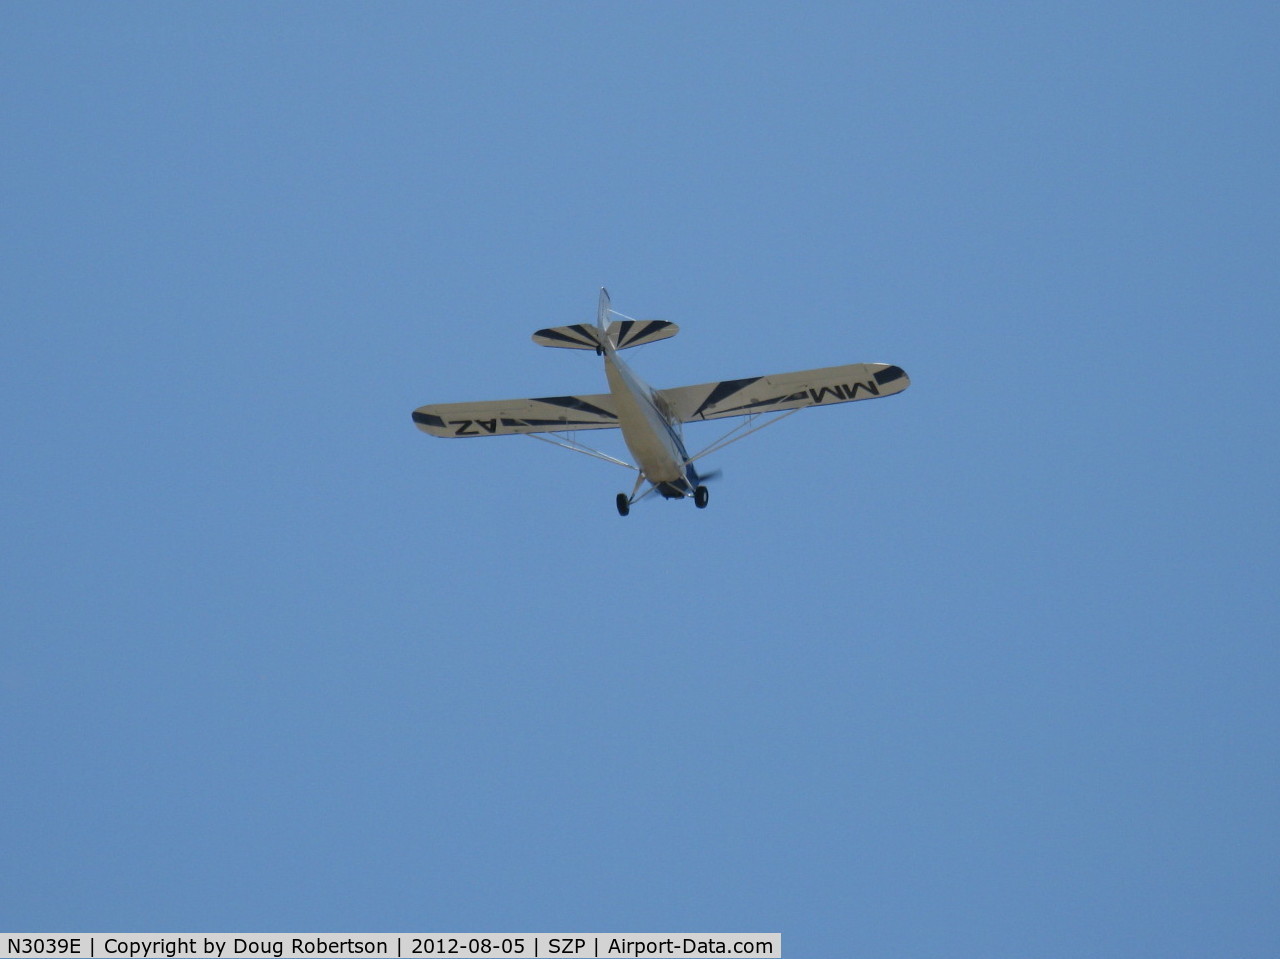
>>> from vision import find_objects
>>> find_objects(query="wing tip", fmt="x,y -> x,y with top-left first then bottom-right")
412,408 -> 448,435
873,365 -> 909,389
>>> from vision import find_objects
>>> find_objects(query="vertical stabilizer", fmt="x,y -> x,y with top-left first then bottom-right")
596,287 -> 613,354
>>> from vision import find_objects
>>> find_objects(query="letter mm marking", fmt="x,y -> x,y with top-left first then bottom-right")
810,381 -> 878,403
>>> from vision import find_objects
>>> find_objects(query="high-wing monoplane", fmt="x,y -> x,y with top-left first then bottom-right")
412,290 -> 909,515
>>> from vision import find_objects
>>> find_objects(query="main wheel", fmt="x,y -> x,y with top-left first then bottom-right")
694,485 -> 709,509
616,493 -> 630,516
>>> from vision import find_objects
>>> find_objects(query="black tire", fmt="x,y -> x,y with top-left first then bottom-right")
694,485 -> 709,509
616,493 -> 630,516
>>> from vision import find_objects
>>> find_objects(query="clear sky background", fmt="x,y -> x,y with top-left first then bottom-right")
2,3 -> 1277,955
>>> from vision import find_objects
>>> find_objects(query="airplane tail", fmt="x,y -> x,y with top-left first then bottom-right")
532,289 -> 679,352
596,287 -> 612,352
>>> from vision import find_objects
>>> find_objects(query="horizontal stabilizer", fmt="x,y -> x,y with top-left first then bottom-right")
533,320 -> 679,350
611,319 -> 679,349
532,324 -> 604,350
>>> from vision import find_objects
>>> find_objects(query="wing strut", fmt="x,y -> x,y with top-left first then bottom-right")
525,431 -> 665,507
684,409 -> 803,464
525,431 -> 637,470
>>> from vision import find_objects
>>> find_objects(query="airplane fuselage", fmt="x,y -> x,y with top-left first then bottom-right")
603,343 -> 699,499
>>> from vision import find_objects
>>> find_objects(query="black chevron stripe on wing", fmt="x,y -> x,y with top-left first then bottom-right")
502,418 -> 611,429
712,390 -> 810,417
692,377 -> 762,418
533,395 -> 618,421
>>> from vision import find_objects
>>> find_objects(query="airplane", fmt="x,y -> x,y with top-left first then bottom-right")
412,289 -> 910,515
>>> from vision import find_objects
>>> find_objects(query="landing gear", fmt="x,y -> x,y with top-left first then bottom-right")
616,493 -> 630,517
694,485 -> 709,509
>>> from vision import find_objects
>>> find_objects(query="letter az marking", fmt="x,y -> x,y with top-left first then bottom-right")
450,418 -> 499,436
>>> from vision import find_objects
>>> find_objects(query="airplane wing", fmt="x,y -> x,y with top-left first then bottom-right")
658,363 -> 909,422
412,393 -> 619,437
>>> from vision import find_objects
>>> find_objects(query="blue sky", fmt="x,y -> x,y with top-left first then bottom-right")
2,3 -> 1277,955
